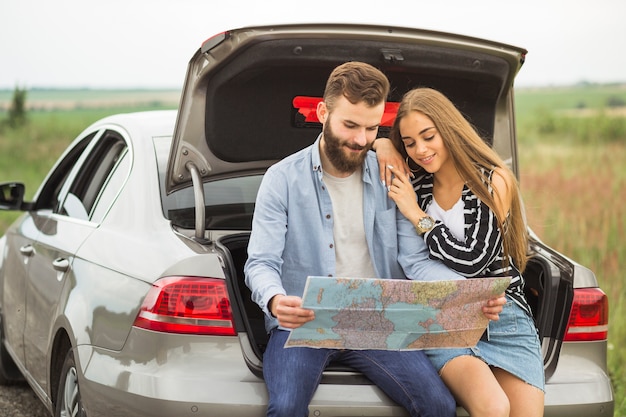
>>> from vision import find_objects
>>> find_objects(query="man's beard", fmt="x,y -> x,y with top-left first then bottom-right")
322,122 -> 373,174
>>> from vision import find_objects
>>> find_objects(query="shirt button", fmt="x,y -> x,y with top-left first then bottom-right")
326,214 -> 331,219
329,243 -> 334,249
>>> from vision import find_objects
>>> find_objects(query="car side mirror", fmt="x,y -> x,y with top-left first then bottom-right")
0,182 -> 26,211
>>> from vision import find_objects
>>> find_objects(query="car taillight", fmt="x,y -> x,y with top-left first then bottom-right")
564,288 -> 609,342
133,276 -> 236,336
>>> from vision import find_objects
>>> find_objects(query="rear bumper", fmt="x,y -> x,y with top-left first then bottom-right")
75,329 -> 406,417
542,341 -> 614,417
75,331 -> 613,417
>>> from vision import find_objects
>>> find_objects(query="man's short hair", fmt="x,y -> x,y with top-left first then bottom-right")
323,62 -> 390,112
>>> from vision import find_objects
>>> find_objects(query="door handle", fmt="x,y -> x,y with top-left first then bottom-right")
19,244 -> 34,257
52,258 -> 70,273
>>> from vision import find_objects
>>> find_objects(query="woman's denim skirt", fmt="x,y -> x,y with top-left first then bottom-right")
425,297 -> 545,391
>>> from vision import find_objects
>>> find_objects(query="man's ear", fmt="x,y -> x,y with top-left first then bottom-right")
317,101 -> 328,124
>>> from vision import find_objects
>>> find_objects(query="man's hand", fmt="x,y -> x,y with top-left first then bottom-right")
482,293 -> 506,321
269,295 -> 315,329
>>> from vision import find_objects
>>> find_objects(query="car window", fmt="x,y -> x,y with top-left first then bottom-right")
61,131 -> 128,221
90,148 -> 130,223
34,132 -> 96,212
166,176 -> 262,230
154,136 -> 261,230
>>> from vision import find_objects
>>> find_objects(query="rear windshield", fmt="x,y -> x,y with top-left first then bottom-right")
154,136 -> 261,230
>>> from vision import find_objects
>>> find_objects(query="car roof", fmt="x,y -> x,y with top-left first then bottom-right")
89,110 -> 178,139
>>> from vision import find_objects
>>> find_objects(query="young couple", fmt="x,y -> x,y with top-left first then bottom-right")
245,61 -> 544,417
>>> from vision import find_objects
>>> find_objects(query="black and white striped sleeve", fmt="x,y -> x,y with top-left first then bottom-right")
423,194 -> 503,277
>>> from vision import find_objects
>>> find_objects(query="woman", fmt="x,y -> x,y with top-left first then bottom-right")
377,87 -> 544,417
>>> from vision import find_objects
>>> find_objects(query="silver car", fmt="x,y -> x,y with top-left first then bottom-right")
0,24 -> 614,416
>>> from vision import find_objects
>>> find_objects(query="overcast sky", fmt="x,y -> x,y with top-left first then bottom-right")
2,0 -> 625,89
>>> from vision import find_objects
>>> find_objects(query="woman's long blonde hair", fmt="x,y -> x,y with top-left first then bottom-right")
390,88 -> 528,271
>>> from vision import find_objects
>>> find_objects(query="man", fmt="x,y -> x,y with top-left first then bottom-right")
244,61 -> 501,417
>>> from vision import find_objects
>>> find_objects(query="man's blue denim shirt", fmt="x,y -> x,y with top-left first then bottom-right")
244,135 -> 462,332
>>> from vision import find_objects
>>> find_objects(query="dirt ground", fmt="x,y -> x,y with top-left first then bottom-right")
0,382 -> 49,417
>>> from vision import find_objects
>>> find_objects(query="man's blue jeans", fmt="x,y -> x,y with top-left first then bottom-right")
263,329 -> 456,417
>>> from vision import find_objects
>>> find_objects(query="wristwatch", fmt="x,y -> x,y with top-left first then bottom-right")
415,215 -> 436,235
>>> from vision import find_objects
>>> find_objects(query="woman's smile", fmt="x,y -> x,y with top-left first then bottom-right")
417,153 -> 436,164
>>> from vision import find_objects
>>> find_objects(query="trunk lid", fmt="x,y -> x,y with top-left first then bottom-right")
166,23 -> 527,193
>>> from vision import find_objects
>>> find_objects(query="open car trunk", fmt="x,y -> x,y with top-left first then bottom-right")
167,24 -> 527,194
167,23 -> 573,382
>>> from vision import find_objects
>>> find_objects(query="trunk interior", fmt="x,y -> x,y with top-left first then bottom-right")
216,233 -> 570,380
201,34 -> 517,166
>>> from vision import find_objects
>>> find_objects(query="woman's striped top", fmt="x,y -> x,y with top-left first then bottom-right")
412,170 -> 532,318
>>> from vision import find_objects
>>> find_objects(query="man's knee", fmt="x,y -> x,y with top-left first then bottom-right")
412,387 -> 456,417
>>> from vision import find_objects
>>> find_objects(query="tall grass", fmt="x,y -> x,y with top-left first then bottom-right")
516,86 -> 626,415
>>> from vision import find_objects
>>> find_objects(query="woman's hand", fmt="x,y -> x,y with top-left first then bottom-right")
269,294 -> 315,329
387,164 -> 425,225
373,138 -> 411,188
482,294 -> 506,321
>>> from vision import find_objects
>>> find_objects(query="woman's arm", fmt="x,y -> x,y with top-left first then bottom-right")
372,138 -> 411,188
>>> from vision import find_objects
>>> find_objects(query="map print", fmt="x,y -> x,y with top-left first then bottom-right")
285,276 -> 511,350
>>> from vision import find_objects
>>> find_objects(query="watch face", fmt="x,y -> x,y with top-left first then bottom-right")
419,217 -> 434,229
416,216 -> 435,234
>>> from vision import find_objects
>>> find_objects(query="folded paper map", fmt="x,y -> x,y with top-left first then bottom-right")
285,276 -> 510,350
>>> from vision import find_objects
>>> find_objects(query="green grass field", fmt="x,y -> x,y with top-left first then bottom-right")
1,86 -> 625,415
515,85 -> 626,415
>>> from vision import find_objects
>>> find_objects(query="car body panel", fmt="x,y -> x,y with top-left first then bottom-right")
25,214 -> 95,391
75,331 -> 412,417
2,214 -> 34,365
545,342 -> 613,414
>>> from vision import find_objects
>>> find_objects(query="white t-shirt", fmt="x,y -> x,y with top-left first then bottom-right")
426,197 -> 466,242
323,169 -> 377,278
